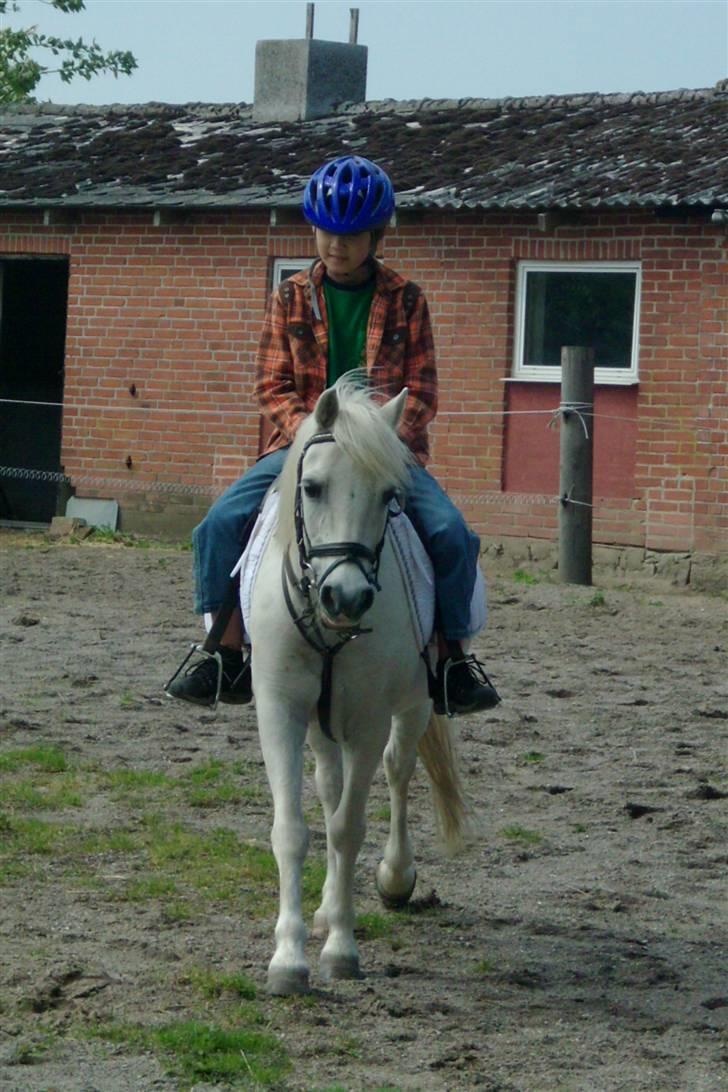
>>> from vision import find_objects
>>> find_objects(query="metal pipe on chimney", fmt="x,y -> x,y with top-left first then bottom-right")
349,8 -> 360,44
306,3 -> 314,39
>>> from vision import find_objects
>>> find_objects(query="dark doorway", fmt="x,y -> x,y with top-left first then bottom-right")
0,258 -> 69,523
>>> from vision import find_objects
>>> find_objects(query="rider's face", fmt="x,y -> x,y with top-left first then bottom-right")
314,229 -> 373,285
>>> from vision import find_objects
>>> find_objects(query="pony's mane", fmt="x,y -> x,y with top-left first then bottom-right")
275,375 -> 414,547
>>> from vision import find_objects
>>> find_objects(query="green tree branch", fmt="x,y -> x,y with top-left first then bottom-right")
0,0 -> 137,103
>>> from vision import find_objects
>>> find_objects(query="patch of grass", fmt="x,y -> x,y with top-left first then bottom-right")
183,966 -> 257,1002
5,1031 -> 59,1066
355,911 -> 397,941
521,751 -> 545,765
0,806 -> 279,914
118,691 -> 144,709
105,768 -> 176,793
330,1033 -> 362,1059
161,900 -> 195,924
138,815 -> 278,908
513,568 -> 540,585
187,784 -> 254,809
301,857 -> 327,912
84,528 -> 153,548
79,828 -> 140,855
125,876 -> 180,902
0,745 -> 68,773
0,816 -> 66,882
589,590 -> 606,607
499,825 -> 543,846
180,759 -> 264,809
0,747 -> 87,813
473,958 -> 495,976
0,778 -> 83,810
89,1019 -> 289,1086
1,815 -> 66,854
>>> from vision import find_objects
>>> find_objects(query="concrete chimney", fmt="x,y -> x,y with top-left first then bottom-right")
253,12 -> 367,122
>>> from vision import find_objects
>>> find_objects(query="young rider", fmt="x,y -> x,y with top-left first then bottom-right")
167,155 -> 499,716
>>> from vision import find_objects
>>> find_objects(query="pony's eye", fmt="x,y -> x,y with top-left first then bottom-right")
303,481 -> 322,500
383,488 -> 401,510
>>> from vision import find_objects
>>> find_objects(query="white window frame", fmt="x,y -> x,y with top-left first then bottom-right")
272,257 -> 313,287
512,260 -> 641,385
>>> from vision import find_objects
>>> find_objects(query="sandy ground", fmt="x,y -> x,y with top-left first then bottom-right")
0,530 -> 726,1092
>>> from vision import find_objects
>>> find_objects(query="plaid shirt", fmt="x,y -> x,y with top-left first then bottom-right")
254,259 -> 437,464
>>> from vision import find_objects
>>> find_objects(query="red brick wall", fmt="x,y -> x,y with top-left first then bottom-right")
0,209 -> 725,553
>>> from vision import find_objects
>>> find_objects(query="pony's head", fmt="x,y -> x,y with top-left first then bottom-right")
277,375 -> 413,629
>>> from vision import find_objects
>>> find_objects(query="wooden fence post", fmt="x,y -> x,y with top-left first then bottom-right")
558,346 -> 595,585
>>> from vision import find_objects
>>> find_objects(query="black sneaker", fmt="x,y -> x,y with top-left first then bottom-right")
433,655 -> 500,717
165,646 -> 252,707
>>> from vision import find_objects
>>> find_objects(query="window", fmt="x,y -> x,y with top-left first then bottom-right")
513,262 -> 641,384
272,258 -> 312,287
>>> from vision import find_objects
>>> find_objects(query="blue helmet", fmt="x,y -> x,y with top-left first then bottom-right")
303,155 -> 395,233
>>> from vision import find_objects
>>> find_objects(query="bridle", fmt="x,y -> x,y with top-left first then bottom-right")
281,430 -> 401,739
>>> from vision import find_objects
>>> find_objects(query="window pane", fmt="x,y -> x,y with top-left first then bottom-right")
524,271 -> 636,369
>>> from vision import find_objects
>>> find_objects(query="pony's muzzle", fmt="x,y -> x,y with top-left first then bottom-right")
320,580 -> 375,625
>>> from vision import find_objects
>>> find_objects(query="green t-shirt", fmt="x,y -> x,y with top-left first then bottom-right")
323,274 -> 376,387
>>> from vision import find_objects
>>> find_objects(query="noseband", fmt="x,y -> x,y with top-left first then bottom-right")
281,431 -> 399,739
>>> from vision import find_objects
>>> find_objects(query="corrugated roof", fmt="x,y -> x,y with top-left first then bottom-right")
0,85 -> 726,211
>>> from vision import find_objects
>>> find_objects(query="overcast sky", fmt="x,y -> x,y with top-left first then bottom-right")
7,0 -> 728,105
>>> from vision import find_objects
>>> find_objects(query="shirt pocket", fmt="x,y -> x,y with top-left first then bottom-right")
287,322 -> 320,368
287,322 -> 317,343
374,324 -> 408,380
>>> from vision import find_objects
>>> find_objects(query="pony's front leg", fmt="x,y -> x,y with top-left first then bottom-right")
319,725 -> 389,983
256,692 -> 311,996
308,726 -> 343,940
376,704 -> 431,908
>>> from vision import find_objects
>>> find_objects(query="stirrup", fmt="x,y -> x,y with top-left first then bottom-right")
440,653 -> 498,718
164,643 -> 225,710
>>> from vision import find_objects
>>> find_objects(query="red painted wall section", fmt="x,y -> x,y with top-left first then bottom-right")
503,383 -> 638,499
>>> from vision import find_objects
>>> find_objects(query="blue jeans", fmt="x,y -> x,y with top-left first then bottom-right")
193,448 -> 480,641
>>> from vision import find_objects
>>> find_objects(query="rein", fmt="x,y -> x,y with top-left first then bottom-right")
282,431 -> 397,739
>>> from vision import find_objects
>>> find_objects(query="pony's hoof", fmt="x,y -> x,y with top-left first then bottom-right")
375,864 -> 417,909
320,954 -> 364,983
266,966 -> 310,996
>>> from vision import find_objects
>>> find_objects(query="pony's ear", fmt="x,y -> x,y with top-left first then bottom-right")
380,387 -> 408,432
315,387 -> 339,430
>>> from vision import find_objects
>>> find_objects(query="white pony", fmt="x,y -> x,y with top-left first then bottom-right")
247,378 -> 466,996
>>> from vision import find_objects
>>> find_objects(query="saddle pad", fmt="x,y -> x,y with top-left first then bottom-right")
221,490 -> 487,649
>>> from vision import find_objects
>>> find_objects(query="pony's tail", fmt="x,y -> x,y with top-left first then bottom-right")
417,712 -> 470,856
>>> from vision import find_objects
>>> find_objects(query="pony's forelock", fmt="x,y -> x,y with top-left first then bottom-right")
274,376 -> 413,547
330,375 -> 413,491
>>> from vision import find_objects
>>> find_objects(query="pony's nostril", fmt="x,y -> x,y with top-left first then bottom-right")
342,585 -> 374,620
320,584 -> 339,616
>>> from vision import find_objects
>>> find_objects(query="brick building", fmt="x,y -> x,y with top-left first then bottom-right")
0,49 -> 725,581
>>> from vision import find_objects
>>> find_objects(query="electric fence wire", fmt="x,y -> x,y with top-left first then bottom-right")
0,400 -> 626,511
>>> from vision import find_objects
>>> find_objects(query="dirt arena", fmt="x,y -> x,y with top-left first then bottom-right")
0,530 -> 726,1091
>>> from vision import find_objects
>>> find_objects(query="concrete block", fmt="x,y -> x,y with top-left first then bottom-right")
66,497 -> 119,531
254,39 -> 367,122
